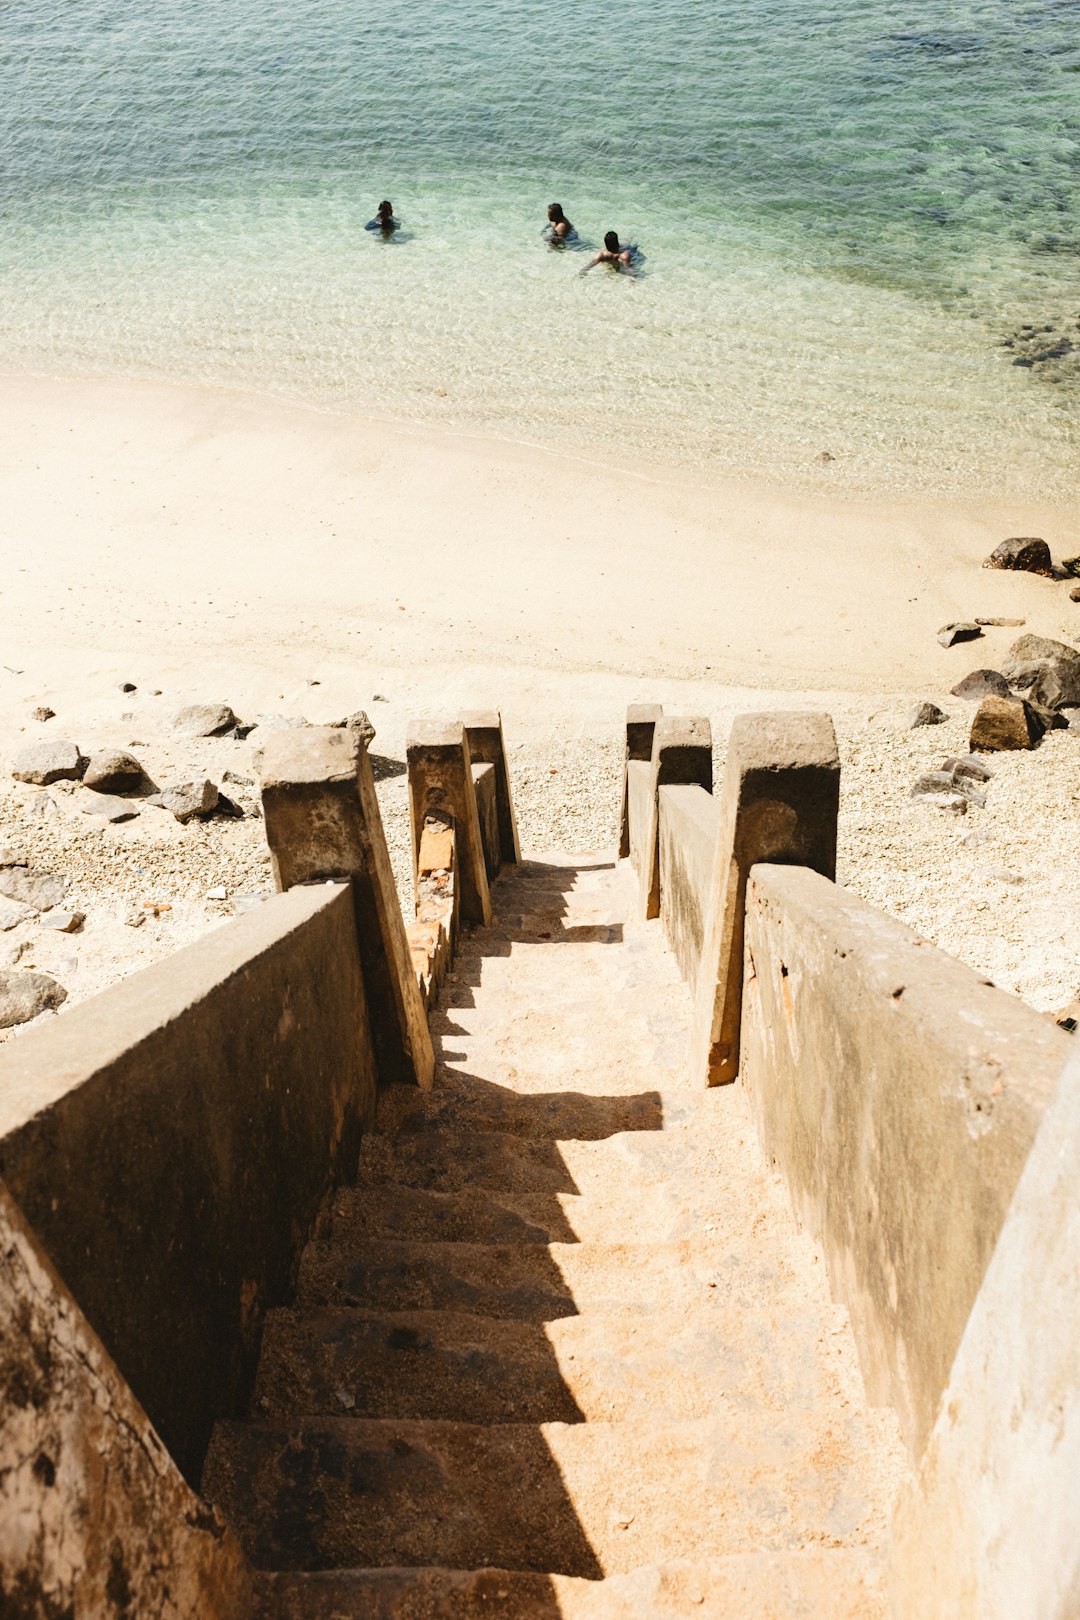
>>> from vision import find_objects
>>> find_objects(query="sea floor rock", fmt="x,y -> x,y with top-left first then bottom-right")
982,536 -> 1054,577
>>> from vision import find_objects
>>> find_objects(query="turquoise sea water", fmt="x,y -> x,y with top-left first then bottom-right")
1,0 -> 1079,494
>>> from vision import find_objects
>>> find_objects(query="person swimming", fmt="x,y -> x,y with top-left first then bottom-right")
365,200 -> 399,237
543,202 -> 576,243
580,231 -> 637,275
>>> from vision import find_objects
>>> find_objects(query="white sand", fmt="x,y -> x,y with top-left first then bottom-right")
0,371 -> 1077,1028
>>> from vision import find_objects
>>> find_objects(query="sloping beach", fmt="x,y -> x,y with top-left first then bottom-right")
1,371 -> 1077,1025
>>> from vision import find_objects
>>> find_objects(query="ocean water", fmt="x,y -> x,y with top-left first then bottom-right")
1,0 -> 1079,496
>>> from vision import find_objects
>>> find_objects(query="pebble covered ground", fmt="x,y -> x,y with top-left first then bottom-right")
0,691 -> 1076,1046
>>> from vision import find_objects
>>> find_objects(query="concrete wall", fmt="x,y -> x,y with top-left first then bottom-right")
658,784 -> 719,992
0,883 -> 377,1483
626,759 -> 654,884
0,1184 -> 253,1619
741,863 -> 1070,1455
888,1050 -> 1080,1619
472,761 -> 501,880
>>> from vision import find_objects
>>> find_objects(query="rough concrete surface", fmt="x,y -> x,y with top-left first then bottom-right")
658,783 -> 720,991
0,882 -> 375,1482
406,722 -> 492,927
0,1184 -> 253,1620
741,862 -> 1070,1455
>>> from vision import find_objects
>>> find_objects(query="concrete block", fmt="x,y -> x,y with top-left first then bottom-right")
740,863 -> 1069,1455
0,1184 -> 253,1618
406,721 -> 492,927
619,703 -> 663,859
658,783 -> 720,991
471,760 -> 501,879
462,709 -> 520,865
0,884 -> 374,1482
692,711 -> 839,1086
261,725 -> 434,1092
643,717 -> 713,919
888,1051 -> 1080,1619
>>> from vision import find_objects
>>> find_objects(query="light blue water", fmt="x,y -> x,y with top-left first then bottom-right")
1,0 -> 1079,494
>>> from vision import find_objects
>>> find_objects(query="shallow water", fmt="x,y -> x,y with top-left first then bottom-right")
1,0 -> 1079,495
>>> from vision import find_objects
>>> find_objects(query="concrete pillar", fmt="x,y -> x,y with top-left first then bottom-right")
619,703 -> 663,859
462,709 -> 520,866
643,716 -> 713,919
406,721 -> 492,927
260,726 -> 435,1091
691,711 -> 839,1086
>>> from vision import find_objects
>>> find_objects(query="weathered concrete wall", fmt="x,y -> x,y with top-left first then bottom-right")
626,759 -> 654,883
741,863 -> 1070,1455
472,761 -> 501,880
658,784 -> 720,992
0,884 -> 376,1483
0,1184 -> 253,1619
888,1051 -> 1080,1620
642,717 -> 712,919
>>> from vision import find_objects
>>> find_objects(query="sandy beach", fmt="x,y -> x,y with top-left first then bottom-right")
1,371 -> 1078,1027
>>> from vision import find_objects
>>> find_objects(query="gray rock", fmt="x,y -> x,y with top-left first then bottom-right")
82,750 -> 144,793
222,769 -> 254,787
206,886 -> 228,901
124,910 -> 147,929
347,710 -> 376,748
983,536 -> 1054,577
31,706 -> 55,722
0,898 -> 34,931
251,714 -> 309,733
974,617 -> 1025,628
148,779 -> 219,822
0,969 -> 67,1028
915,792 -> 969,815
907,702 -> 947,728
172,702 -> 238,737
81,793 -> 140,823
213,793 -> 245,819
1000,634 -> 1080,708
911,772 -> 986,808
951,669 -> 1010,702
0,868 -> 66,910
41,910 -> 84,933
937,623 -> 982,649
942,755 -> 993,782
11,739 -> 85,785
32,796 -> 60,823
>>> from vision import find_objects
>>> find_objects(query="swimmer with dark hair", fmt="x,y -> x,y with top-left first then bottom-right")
580,231 -> 637,275
365,200 -> 399,236
543,202 -> 576,242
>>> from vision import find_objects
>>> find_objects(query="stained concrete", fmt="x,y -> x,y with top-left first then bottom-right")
261,725 -> 434,1091
618,702 -> 663,860
0,1184 -> 252,1620
658,783 -> 720,991
0,884 -> 375,1482
889,1050 -> 1080,1619
406,721 -> 492,926
740,862 -> 1070,1454
691,711 -> 839,1086
642,717 -> 713,919
462,709 -> 521,866
472,761 -> 501,879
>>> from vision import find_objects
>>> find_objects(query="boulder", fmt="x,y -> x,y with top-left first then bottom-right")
969,696 -> 1043,752
0,969 -> 67,1028
907,701 -> 947,728
982,536 -> 1054,577
914,792 -> 968,815
148,779 -> 219,822
0,868 -> 66,910
11,740 -> 85,785
937,622 -> 982,649
81,793 -> 140,823
950,669 -> 1010,702
0,898 -> 33,931
82,750 -> 145,793
172,703 -> 237,737
1000,634 -> 1080,708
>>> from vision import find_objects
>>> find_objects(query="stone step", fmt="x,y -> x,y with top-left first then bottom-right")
255,1550 -> 886,1618
203,1414 -> 890,1577
252,1304 -> 841,1425
296,1236 -> 805,1321
374,1079 -> 694,1142
328,1179 -> 694,1246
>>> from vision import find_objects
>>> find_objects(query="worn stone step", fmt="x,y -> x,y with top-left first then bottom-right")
296,1236 -> 804,1321
331,1179 -> 698,1246
255,1550 -> 886,1618
203,1414 -> 891,1577
252,1304 -> 842,1425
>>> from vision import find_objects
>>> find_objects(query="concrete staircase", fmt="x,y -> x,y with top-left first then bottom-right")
202,855 -> 906,1618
